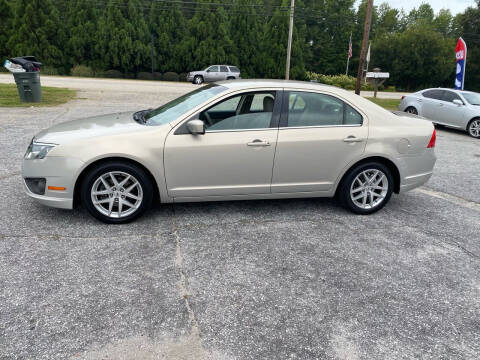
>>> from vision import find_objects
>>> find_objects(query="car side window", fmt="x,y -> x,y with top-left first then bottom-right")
442,91 -> 462,103
207,66 -> 219,72
220,66 -> 229,72
286,92 -> 362,127
423,90 -> 444,100
200,92 -> 276,131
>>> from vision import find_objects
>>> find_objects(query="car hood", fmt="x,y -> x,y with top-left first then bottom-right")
35,111 -> 148,145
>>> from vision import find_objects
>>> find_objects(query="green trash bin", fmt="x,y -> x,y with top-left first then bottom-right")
13,72 -> 42,103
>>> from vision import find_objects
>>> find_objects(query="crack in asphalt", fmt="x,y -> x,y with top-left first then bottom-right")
171,205 -> 202,341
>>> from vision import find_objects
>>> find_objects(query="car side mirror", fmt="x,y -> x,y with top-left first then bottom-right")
453,99 -> 463,106
187,119 -> 205,135
206,69 -> 211,73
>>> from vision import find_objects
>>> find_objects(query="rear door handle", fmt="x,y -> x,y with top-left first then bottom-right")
247,139 -> 270,146
343,136 -> 364,143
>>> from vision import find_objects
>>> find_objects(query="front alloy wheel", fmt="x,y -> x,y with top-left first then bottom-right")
194,75 -> 203,85
468,119 -> 480,138
339,162 -> 393,214
82,162 -> 153,223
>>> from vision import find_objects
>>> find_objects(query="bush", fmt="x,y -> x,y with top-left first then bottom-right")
178,73 -> 187,82
41,66 -> 59,75
71,65 -> 94,77
103,69 -> 123,78
162,72 -> 179,82
305,72 -> 374,91
153,72 -> 162,80
137,72 -> 154,80
124,72 -> 135,79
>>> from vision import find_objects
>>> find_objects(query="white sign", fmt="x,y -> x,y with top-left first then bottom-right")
366,72 -> 389,79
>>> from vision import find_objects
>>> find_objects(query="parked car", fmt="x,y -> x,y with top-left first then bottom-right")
398,88 -> 480,138
22,80 -> 436,223
187,65 -> 240,84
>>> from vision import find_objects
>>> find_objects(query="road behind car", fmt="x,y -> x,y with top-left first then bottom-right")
0,75 -> 479,359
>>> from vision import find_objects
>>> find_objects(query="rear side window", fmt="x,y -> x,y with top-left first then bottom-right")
442,91 -> 462,103
220,66 -> 229,72
286,91 -> 362,127
423,89 -> 444,100
229,66 -> 240,73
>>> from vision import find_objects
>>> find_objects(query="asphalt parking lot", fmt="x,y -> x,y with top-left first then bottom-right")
0,75 -> 479,359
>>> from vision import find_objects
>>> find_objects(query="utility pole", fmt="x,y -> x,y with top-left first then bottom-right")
355,0 -> 373,95
285,0 -> 295,80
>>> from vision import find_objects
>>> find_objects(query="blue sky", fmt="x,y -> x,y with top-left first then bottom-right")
371,0 -> 477,14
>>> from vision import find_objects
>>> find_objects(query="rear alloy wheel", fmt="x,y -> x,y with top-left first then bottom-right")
405,106 -> 418,115
339,162 -> 394,214
81,162 -> 153,223
467,118 -> 480,138
193,75 -> 203,85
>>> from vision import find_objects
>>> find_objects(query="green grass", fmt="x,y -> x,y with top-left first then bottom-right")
0,83 -> 77,107
366,97 -> 401,111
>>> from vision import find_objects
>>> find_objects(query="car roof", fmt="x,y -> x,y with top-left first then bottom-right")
217,79 -> 335,90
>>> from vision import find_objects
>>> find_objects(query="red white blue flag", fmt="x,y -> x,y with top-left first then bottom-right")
455,38 -> 467,90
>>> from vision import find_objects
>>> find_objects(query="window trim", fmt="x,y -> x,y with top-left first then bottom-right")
174,90 -> 283,134
279,90 -> 364,128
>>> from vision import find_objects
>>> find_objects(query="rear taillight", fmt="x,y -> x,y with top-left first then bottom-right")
427,129 -> 436,148
401,96 -> 405,100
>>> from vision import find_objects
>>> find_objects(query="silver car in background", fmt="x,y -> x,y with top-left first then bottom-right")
187,65 -> 241,84
22,80 -> 436,224
399,88 -> 480,138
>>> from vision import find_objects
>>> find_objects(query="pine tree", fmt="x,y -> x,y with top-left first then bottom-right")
7,0 -> 67,72
0,0 -> 13,62
95,0 -> 149,74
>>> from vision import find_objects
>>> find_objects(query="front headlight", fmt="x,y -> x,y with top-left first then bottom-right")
24,139 -> 56,160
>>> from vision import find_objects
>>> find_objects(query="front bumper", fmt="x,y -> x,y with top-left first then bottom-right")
22,156 -> 85,210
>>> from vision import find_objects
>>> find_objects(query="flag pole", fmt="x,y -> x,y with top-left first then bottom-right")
346,32 -> 352,75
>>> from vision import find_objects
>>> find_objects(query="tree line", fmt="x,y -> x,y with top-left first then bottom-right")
0,0 -> 479,91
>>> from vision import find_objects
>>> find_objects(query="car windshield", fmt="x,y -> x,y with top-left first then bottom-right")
145,84 -> 226,126
461,92 -> 480,105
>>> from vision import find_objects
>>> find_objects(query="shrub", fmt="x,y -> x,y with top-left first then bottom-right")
178,73 -> 187,82
162,72 -> 179,82
41,66 -> 59,75
137,72 -> 154,80
103,69 -> 123,78
305,72 -> 374,91
71,65 -> 94,77
124,72 -> 135,79
153,72 -> 163,80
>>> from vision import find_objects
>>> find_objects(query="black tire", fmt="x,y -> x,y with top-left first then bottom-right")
405,106 -> 418,115
193,75 -> 203,85
467,118 -> 480,138
81,161 -> 153,224
338,162 -> 394,215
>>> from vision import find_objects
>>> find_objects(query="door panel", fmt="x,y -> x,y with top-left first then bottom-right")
271,127 -> 367,193
164,130 -> 278,197
272,90 -> 367,193
434,91 -> 466,127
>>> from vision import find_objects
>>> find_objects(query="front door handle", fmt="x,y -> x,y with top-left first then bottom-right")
343,136 -> 364,143
247,139 -> 270,146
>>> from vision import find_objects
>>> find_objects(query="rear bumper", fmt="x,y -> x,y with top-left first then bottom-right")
397,149 -> 436,193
